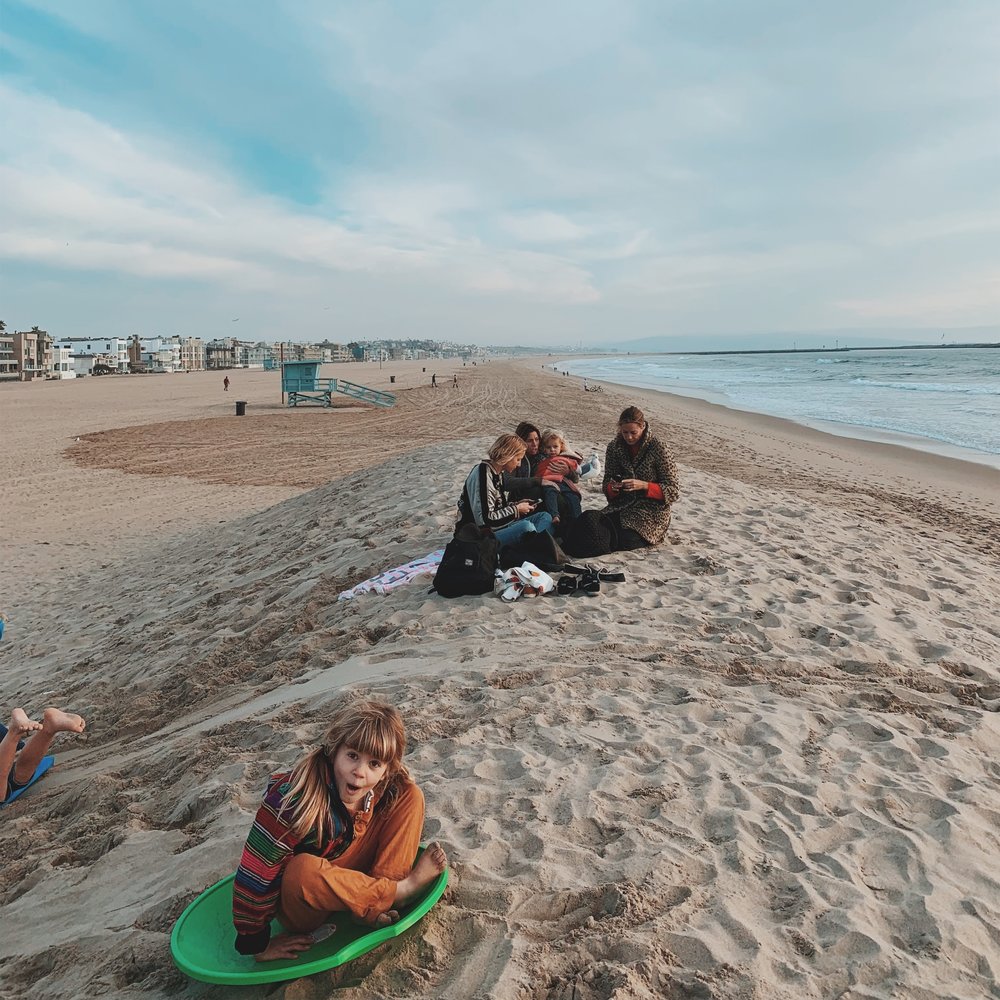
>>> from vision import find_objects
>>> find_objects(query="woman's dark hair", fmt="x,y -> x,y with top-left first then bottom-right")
514,421 -> 541,441
618,406 -> 645,426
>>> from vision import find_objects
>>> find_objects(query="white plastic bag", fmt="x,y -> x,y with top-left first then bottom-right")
499,562 -> 555,601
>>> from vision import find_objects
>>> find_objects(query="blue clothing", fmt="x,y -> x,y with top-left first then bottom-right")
493,511 -> 554,545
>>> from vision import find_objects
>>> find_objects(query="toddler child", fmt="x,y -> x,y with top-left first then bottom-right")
533,430 -> 597,527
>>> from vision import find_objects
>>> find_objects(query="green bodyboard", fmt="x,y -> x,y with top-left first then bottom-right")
170,850 -> 448,985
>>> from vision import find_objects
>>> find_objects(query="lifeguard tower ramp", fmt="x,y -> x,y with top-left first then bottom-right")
282,361 -> 395,408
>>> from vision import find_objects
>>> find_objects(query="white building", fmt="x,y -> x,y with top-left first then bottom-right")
138,336 -> 182,372
49,344 -> 75,379
54,337 -> 130,373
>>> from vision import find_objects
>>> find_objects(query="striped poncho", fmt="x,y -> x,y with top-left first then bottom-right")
232,770 -> 351,955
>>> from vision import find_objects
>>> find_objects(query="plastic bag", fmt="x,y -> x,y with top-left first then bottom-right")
499,562 -> 556,602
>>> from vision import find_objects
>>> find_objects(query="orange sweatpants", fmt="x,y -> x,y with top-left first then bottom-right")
278,780 -> 424,930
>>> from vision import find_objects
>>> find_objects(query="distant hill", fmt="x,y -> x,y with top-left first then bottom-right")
599,326 -> 1000,354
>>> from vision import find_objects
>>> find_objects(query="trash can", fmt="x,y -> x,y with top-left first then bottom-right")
235,400 -> 247,416
389,375 -> 395,383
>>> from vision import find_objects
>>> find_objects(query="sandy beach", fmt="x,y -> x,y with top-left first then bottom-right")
1,359 -> 998,1000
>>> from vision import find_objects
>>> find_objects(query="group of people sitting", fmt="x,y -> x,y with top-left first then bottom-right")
456,405 -> 680,557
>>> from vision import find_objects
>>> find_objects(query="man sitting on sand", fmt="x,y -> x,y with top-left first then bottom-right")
1,708 -> 86,805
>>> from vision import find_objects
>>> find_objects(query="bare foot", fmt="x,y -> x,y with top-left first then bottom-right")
41,708 -> 86,735
393,842 -> 448,907
9,708 -> 41,737
373,909 -> 400,928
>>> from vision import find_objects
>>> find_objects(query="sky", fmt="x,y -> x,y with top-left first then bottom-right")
1,0 -> 999,348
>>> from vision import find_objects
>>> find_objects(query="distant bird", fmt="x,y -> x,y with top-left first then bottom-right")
231,318 -> 240,322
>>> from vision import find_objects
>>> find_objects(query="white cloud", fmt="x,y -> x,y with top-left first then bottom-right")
0,85 -> 598,306
497,211 -> 591,243
837,268 -> 1000,323
2,2 -> 1000,342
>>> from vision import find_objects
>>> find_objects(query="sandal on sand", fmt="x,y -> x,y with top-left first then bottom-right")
599,571 -> 626,583
580,567 -> 600,596
557,575 -> 578,595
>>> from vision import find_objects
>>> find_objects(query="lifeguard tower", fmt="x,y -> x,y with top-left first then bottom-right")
281,360 -> 396,408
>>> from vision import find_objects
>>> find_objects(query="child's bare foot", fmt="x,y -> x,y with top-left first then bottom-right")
9,708 -> 42,737
41,708 -> 86,735
373,909 -> 400,928
393,843 -> 448,907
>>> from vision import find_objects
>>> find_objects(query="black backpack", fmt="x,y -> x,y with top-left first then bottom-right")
432,525 -> 499,598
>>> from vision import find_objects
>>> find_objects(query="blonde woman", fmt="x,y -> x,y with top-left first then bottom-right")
456,433 -> 554,545
232,700 -> 447,961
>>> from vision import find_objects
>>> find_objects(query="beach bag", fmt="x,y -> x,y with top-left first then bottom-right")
432,525 -> 499,598
499,562 -> 555,602
563,510 -> 618,558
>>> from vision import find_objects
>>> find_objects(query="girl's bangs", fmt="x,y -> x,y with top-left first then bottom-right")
344,717 -> 398,762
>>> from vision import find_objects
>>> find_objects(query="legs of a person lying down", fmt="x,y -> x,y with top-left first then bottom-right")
11,708 -> 85,785
0,711 -> 36,799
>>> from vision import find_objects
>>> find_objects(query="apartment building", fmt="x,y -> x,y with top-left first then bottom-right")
0,333 -> 14,378
0,329 -> 54,380
50,344 -> 75,378
53,337 -> 129,374
179,337 -> 205,370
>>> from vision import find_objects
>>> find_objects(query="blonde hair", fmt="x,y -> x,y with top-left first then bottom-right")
279,700 -> 409,843
541,429 -> 567,453
487,433 -> 527,467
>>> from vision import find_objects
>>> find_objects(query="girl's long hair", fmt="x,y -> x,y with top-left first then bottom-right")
278,700 -> 410,844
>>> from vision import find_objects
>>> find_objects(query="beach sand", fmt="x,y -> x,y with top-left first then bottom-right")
1,360 -> 998,1000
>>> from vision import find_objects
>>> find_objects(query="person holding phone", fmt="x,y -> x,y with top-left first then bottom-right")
600,406 -> 680,551
455,434 -> 555,545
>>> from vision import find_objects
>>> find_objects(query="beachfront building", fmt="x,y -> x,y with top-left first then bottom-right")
126,335 -> 205,372
0,332 -> 15,379
205,338 -> 238,369
54,337 -> 130,374
134,336 -> 182,372
300,345 -> 333,362
206,337 -> 257,368
0,328 -> 54,381
179,337 -> 205,371
49,344 -> 75,379
245,341 -> 292,368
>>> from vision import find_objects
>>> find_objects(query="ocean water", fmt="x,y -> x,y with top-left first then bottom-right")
563,348 -> 1000,467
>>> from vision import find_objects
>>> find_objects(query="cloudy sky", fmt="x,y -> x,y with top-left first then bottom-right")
2,1 -> 998,347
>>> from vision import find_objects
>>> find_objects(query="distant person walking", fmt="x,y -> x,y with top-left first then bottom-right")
452,374 -> 458,388
431,373 -> 437,389
223,376 -> 230,392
